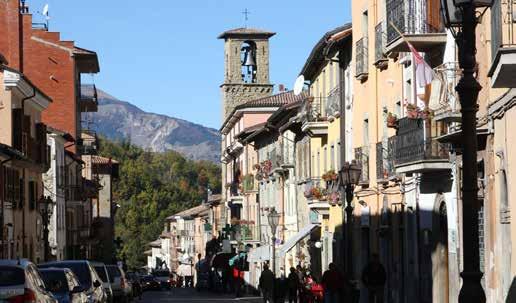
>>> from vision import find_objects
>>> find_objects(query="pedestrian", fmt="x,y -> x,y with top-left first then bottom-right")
288,267 -> 300,303
259,263 -> 275,303
361,254 -> 387,303
322,263 -> 343,303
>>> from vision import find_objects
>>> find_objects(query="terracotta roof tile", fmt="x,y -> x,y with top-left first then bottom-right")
218,28 -> 276,39
91,155 -> 119,165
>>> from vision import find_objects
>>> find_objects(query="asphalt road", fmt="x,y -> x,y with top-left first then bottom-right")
137,288 -> 262,303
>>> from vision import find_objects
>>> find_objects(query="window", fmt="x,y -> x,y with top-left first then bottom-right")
363,118 -> 369,149
28,181 -> 36,210
330,144 -> 335,170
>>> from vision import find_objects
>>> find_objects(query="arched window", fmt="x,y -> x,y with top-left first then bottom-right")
241,41 -> 257,83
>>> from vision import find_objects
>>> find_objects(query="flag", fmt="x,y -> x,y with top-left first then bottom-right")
407,42 -> 433,88
42,4 -> 49,19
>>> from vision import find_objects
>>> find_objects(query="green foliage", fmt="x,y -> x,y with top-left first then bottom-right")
98,137 -> 221,269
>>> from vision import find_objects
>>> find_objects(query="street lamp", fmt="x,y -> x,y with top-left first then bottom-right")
339,161 -> 361,279
267,208 -> 280,276
38,196 -> 54,262
440,1 -> 493,302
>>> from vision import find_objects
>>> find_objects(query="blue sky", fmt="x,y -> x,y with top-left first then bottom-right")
28,0 -> 351,129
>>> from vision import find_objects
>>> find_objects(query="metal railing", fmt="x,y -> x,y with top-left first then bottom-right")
430,62 -> 461,116
355,146 -> 369,184
376,140 -> 396,181
356,37 -> 368,77
393,118 -> 450,165
240,223 -> 260,242
375,22 -> 387,63
386,0 -> 444,46
326,86 -> 341,117
305,97 -> 325,122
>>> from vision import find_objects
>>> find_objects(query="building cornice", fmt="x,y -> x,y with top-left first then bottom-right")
3,69 -> 51,110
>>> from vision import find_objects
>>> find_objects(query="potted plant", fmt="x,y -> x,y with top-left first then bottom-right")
304,188 -> 313,199
406,103 -> 419,119
311,187 -> 323,200
419,108 -> 434,120
386,112 -> 399,128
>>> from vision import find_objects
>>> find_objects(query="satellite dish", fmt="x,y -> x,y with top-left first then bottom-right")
293,75 -> 305,96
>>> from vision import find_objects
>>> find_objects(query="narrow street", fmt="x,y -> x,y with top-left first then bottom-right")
138,288 -> 262,303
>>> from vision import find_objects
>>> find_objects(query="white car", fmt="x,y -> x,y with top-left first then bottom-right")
0,259 -> 58,303
105,265 -> 131,303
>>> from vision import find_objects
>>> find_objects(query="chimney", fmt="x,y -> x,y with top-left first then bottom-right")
20,0 -> 29,13
278,84 -> 285,92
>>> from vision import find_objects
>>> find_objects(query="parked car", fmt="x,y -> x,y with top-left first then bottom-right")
0,259 -> 58,303
39,261 -> 107,303
125,272 -> 142,299
152,270 -> 171,289
140,276 -> 160,291
39,268 -> 88,303
90,262 -> 114,303
105,265 -> 131,303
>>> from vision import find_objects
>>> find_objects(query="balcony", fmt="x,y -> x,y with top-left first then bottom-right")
228,181 -> 243,204
325,86 -> 341,122
301,97 -> 329,137
66,185 -> 84,202
355,146 -> 370,185
355,37 -> 369,81
80,84 -> 98,113
374,22 -> 388,69
376,139 -> 397,183
77,130 -> 98,155
239,221 -> 260,242
12,121 -> 50,172
431,63 -> 462,123
393,118 -> 451,174
488,1 -> 516,88
385,0 -> 446,54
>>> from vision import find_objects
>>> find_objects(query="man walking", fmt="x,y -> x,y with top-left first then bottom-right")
322,263 -> 343,303
288,267 -> 300,303
361,254 -> 387,303
259,264 -> 275,303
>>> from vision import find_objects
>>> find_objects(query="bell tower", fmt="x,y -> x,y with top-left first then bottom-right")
218,28 -> 275,120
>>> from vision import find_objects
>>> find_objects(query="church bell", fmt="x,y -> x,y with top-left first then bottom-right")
242,46 -> 256,67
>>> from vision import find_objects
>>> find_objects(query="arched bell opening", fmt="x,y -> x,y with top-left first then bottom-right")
241,41 -> 257,84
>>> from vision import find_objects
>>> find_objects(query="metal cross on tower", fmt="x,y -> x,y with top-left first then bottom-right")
242,8 -> 250,28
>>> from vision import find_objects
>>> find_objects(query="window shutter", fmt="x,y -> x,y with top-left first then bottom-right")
19,176 -> 24,209
12,109 -> 23,151
28,181 -> 35,210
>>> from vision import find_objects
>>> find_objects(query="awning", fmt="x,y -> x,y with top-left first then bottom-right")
278,224 -> 320,256
248,245 -> 270,262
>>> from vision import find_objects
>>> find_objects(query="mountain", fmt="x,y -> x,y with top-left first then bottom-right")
84,86 -> 221,163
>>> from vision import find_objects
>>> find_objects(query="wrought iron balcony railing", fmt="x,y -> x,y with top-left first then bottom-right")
355,146 -> 370,185
376,140 -> 396,182
393,118 -> 450,167
374,22 -> 387,65
326,85 -> 341,119
386,0 -> 444,47
304,97 -> 325,122
356,37 -> 368,79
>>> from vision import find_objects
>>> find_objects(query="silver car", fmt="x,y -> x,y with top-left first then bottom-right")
39,261 -> 107,303
0,259 -> 57,303
90,262 -> 114,303
105,265 -> 131,303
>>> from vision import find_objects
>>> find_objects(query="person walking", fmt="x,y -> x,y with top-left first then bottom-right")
361,254 -> 387,303
287,267 -> 300,303
259,264 -> 275,303
322,263 -> 343,303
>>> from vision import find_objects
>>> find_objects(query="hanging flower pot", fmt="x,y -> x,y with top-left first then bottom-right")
386,112 -> 399,128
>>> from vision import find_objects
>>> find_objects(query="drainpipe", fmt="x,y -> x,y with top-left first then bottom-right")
1,157 -> 13,259
20,87 -> 35,258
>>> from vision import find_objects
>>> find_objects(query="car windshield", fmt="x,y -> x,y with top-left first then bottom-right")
94,266 -> 108,283
106,266 -> 121,281
0,266 -> 25,286
40,271 -> 69,293
41,263 -> 92,288
154,271 -> 169,277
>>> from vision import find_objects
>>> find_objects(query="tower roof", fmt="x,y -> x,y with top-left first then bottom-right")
218,27 -> 276,39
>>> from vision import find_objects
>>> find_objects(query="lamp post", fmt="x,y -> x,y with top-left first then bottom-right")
339,161 -> 361,279
440,1 -> 493,302
267,208 -> 280,277
39,196 -> 54,262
